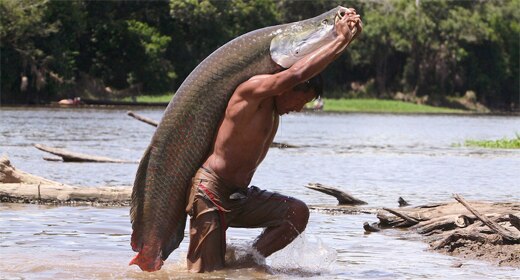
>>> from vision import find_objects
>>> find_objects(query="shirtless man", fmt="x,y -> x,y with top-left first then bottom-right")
185,8 -> 362,273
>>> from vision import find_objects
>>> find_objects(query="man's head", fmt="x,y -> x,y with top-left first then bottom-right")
274,74 -> 323,115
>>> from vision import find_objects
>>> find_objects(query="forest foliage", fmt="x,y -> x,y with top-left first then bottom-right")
1,0 -> 518,110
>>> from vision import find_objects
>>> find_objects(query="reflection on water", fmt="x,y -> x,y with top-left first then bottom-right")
1,107 -> 519,279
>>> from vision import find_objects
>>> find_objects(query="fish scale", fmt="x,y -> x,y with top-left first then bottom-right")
129,6 -> 344,272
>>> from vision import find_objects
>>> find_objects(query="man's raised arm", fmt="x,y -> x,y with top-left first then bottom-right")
239,8 -> 363,98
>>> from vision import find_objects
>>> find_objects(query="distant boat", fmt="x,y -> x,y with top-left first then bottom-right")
57,97 -> 82,106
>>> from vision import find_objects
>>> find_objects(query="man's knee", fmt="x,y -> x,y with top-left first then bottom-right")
286,198 -> 309,233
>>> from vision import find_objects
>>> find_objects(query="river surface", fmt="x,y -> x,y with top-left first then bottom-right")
1,107 -> 519,279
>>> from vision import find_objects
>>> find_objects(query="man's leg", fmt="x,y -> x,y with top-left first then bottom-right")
254,198 -> 309,257
186,194 -> 227,272
229,187 -> 310,257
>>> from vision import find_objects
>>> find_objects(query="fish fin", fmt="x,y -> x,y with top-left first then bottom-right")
130,145 -> 152,251
161,215 -> 187,260
129,244 -> 164,272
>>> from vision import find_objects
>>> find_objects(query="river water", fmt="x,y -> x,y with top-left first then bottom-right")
1,107 -> 519,279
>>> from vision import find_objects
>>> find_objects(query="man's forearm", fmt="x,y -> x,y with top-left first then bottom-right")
287,10 -> 361,82
287,35 -> 350,82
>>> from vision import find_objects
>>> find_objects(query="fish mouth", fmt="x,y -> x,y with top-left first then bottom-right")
270,6 -> 357,69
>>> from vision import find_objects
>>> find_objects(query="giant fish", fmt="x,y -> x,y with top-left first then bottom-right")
130,6 -> 360,272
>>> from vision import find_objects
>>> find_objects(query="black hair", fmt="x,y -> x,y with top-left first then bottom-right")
293,74 -> 323,98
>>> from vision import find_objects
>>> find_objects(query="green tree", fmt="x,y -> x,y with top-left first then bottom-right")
0,0 -> 517,109
41,0 -> 88,99
400,1 -> 495,104
468,0 -> 519,110
0,0 -> 58,103
169,0 -> 280,83
350,0 -> 409,97
57,0 -> 176,96
126,20 -> 175,92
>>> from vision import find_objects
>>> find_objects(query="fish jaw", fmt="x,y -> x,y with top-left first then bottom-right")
270,6 -> 343,68
129,243 -> 164,272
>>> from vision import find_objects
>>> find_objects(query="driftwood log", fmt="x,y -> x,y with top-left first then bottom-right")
127,110 -> 159,127
34,144 -> 136,163
127,110 -> 299,148
0,155 -> 131,206
306,183 -> 367,205
366,194 -> 520,267
1,155 -> 60,185
398,196 -> 410,207
0,183 -> 131,206
300,184 -> 519,267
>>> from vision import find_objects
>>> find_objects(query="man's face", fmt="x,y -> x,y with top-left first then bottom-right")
274,89 -> 316,115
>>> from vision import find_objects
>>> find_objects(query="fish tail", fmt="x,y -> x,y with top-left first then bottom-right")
130,145 -> 152,251
129,244 -> 164,272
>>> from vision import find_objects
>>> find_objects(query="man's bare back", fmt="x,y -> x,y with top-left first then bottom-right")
203,80 -> 279,187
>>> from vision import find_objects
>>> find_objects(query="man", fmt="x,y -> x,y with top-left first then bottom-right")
185,8 -> 362,273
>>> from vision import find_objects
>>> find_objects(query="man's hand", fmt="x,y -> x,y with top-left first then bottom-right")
335,7 -> 363,43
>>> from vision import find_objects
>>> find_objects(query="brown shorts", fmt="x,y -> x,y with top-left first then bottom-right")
185,167 -> 294,273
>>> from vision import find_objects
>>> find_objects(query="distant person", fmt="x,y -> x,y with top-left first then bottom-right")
313,97 -> 324,110
58,97 -> 81,105
185,8 -> 362,272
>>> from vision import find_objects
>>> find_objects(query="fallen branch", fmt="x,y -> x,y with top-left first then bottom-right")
455,215 -> 472,228
433,230 -> 502,250
453,194 -> 520,242
363,222 -> 380,232
413,215 -> 466,234
127,111 -> 158,127
1,155 -> 60,185
510,214 -> 520,231
0,183 -> 131,206
269,142 -> 299,148
371,198 -> 520,267
306,183 -> 367,205
126,111 -> 298,149
398,196 -> 410,207
34,144 -> 136,163
1,155 -> 130,206
383,207 -> 420,226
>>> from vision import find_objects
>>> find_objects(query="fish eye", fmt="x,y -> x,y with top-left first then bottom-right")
322,19 -> 328,25
293,46 -> 301,56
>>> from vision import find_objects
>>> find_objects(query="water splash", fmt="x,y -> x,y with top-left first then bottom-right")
223,234 -> 336,277
267,233 -> 337,276
225,243 -> 266,268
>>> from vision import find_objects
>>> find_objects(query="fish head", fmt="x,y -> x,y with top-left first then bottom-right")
270,6 -> 358,68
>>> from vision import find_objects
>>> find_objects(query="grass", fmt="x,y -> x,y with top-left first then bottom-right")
461,133 -> 520,149
321,98 -> 466,114
120,94 -> 173,103
123,94 -> 467,114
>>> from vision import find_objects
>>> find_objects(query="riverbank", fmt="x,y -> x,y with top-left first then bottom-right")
364,196 -> 520,268
5,93 -> 519,115
74,95 -> 471,114
321,98 -> 467,114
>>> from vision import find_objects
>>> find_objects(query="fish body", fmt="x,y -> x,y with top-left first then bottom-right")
130,6 -> 347,272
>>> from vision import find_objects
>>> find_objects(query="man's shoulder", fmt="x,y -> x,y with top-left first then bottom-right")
234,74 -> 272,96
234,69 -> 290,99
